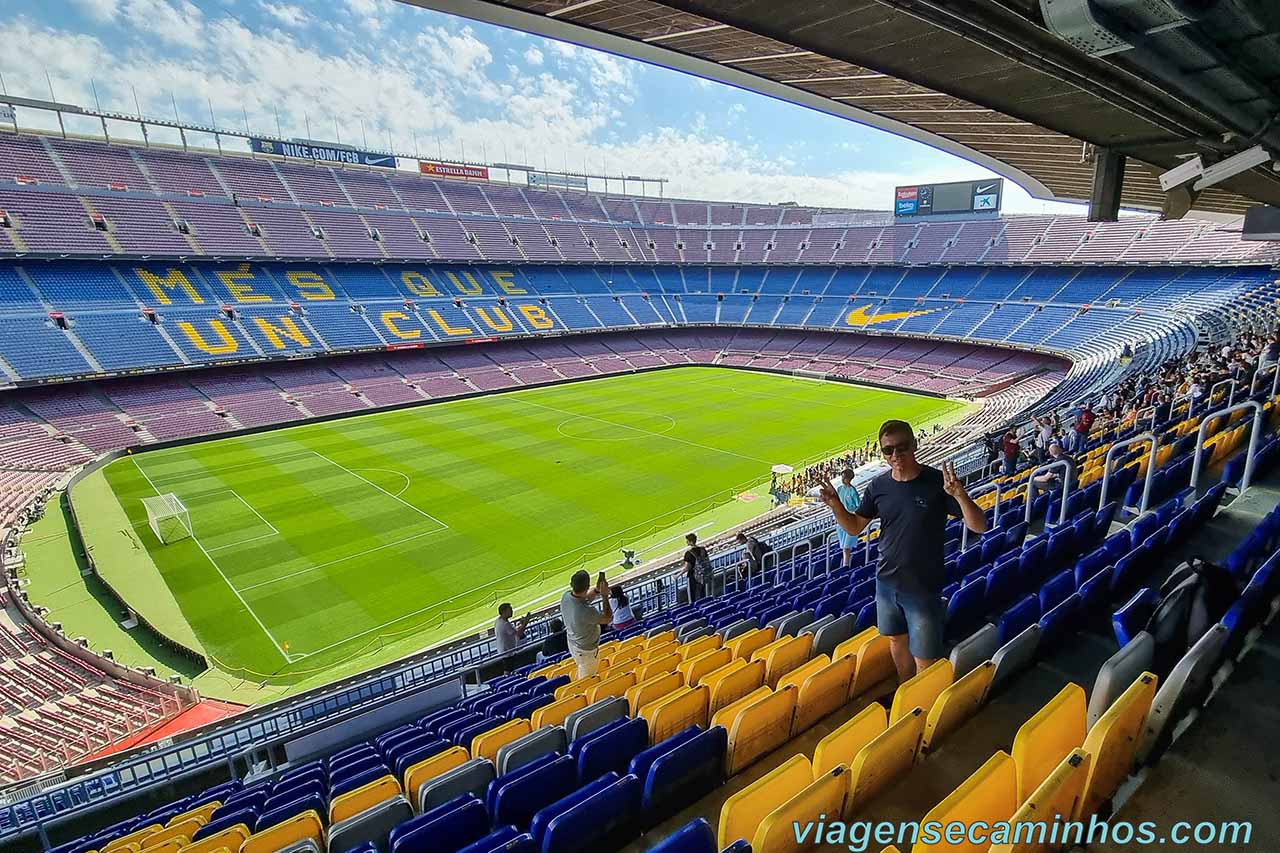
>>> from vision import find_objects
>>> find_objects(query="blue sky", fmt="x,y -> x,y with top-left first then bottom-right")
3,0 -> 1082,212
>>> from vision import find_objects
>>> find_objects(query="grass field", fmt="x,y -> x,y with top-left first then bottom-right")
92,367 -> 972,689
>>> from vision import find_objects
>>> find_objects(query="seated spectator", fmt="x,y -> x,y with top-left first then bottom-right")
737,530 -> 771,578
609,585 -> 639,630
540,618 -> 568,660
1032,442 -> 1077,498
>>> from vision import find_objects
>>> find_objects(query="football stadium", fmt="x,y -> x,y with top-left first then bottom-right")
1,0 -> 1279,851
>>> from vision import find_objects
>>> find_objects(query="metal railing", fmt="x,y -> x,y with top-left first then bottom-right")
961,481 -> 1005,551
1208,377 -> 1237,408
1024,459 -> 1074,527
1097,432 -> 1158,515
1189,400 -> 1266,492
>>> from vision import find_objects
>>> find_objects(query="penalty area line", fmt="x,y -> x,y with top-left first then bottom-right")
131,457 -> 295,664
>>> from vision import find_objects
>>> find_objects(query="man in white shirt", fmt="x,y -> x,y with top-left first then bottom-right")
494,603 -> 530,654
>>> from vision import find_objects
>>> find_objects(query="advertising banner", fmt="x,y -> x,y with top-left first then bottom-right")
419,160 -> 490,180
249,137 -> 395,168
527,171 -> 588,191
0,104 -> 15,124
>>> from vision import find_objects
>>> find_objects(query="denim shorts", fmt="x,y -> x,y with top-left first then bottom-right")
875,579 -> 946,660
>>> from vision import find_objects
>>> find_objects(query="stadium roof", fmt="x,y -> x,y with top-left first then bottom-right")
410,0 -> 1280,218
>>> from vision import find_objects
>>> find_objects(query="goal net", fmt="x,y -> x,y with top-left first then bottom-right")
143,494 -> 193,544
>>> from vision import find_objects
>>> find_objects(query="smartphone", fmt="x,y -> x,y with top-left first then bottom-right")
597,571 -> 606,585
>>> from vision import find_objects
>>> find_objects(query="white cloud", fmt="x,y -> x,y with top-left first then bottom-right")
415,26 -> 492,79
344,0 -> 384,33
263,3 -> 308,27
0,10 -> 1085,216
523,46 -> 543,66
120,0 -> 205,48
73,0 -> 119,20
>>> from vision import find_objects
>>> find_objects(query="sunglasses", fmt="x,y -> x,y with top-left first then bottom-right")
880,441 -> 914,457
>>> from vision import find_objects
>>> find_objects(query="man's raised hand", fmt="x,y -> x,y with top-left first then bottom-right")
818,480 -> 840,510
942,461 -> 965,498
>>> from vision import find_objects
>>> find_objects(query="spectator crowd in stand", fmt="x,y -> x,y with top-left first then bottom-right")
989,329 -> 1279,480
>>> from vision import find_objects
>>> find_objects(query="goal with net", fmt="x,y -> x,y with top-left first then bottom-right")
143,494 -> 193,544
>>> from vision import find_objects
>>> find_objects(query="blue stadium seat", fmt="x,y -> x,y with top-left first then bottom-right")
389,794 -> 489,853
537,772 -> 640,853
945,579 -> 986,643
1113,588 -> 1160,647
649,818 -> 720,853
641,725 -> 727,820
575,716 -> 649,784
998,595 -> 1040,646
1038,593 -> 1081,649
1039,570 -> 1075,614
255,792 -> 325,832
456,827 -> 537,853
487,752 -> 561,817
985,560 -> 1020,614
492,752 -> 578,828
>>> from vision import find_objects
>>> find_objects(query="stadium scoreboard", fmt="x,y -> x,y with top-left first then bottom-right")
895,178 -> 1003,217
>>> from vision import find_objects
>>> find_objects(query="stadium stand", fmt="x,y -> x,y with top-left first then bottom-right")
1,130 -> 1279,852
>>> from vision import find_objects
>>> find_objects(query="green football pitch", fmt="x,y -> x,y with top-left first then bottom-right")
92,367 -> 972,690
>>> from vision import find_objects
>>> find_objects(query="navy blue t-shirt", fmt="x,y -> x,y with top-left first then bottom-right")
855,465 -> 961,595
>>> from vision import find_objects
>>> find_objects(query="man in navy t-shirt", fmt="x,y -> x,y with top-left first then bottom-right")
821,420 -> 987,681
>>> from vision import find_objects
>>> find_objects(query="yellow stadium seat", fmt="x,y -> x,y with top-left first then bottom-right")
850,633 -> 896,699
555,675 -> 599,701
727,626 -> 776,661
921,661 -> 995,756
548,658 -> 578,681
889,659 -> 953,724
175,826 -> 249,853
638,652 -> 682,682
720,684 -> 799,776
776,654 -> 829,694
531,694 -> 588,729
643,684 -> 710,745
167,802 -> 219,827
103,825 -> 161,853
788,655 -> 855,735
240,810 -> 323,853
915,751 -> 1018,853
813,701 -> 887,778
991,749 -> 1092,853
1011,683 -> 1086,803
707,659 -> 766,716
646,630 -> 677,648
758,633 -> 814,689
642,639 -> 679,661
587,671 -> 637,703
680,633 -> 722,661
882,847 -> 902,853
404,744 -> 469,796
625,670 -> 685,715
832,627 -> 878,662
471,718 -> 532,765
616,634 -> 646,653
1078,672 -> 1157,819
330,773 -> 400,824
607,645 -> 642,668
753,765 -> 851,853
846,706 -> 926,814
137,835 -> 183,850
530,660 -> 566,681
717,754 -> 814,850
681,646 -> 734,688
139,820 -> 201,849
